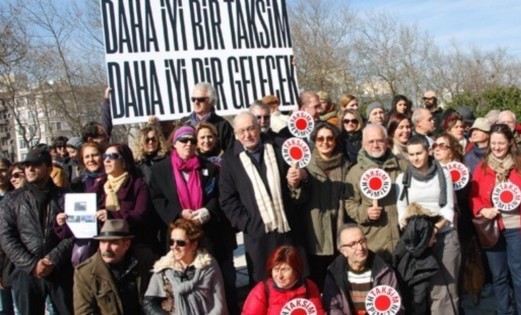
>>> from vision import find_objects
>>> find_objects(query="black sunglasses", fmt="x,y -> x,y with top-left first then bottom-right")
177,137 -> 197,145
191,97 -> 209,103
256,115 -> 270,120
169,239 -> 187,247
102,153 -> 121,160
145,137 -> 157,143
11,172 -> 24,179
343,119 -> 358,125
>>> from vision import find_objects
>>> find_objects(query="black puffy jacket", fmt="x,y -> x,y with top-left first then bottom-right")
0,183 -> 73,275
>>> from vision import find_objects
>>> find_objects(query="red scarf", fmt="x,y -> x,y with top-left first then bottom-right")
171,151 -> 203,211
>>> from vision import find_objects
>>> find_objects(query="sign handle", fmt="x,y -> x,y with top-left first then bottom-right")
291,162 -> 298,170
372,199 -> 378,208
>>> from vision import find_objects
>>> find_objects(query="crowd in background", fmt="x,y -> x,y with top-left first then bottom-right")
0,82 -> 519,315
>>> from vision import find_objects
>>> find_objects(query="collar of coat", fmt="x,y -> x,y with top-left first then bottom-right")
152,250 -> 212,273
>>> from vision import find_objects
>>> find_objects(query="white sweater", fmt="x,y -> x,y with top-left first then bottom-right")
396,168 -> 455,230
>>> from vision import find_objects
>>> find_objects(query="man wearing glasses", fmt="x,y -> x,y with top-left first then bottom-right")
0,147 -> 73,314
345,124 -> 407,263
322,224 -> 400,314
180,82 -> 235,151
219,112 -> 307,284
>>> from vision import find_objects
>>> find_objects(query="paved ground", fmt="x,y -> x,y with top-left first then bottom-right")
232,233 -> 500,314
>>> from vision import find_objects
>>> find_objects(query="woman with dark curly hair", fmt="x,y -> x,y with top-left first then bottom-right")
133,125 -> 169,184
388,94 -> 412,119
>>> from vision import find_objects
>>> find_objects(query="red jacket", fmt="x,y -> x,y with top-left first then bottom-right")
469,162 -> 521,230
242,278 -> 326,315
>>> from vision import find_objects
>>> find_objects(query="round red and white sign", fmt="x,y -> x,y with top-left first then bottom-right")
282,138 -> 311,168
492,181 -> 521,212
288,111 -> 314,138
360,169 -> 392,200
281,298 -> 317,315
365,285 -> 401,315
444,161 -> 470,191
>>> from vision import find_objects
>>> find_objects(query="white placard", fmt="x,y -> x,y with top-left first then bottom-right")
65,193 -> 98,239
281,298 -> 317,315
365,285 -> 401,315
444,161 -> 469,191
492,182 -> 521,212
360,169 -> 392,200
282,137 -> 311,168
100,0 -> 299,124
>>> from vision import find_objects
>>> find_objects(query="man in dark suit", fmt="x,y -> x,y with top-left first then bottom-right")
219,112 -> 308,283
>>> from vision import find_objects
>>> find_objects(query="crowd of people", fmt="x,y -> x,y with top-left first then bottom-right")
0,83 -> 519,315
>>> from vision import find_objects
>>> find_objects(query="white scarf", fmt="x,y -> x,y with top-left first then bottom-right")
239,143 -> 290,233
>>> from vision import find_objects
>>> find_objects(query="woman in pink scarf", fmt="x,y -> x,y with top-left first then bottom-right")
149,125 -> 238,313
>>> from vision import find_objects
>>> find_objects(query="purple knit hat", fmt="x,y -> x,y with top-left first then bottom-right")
173,126 -> 196,143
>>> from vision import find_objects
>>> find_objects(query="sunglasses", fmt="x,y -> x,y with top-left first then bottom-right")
432,143 -> 450,150
169,239 -> 187,247
11,172 -> 24,179
102,153 -> 121,160
177,137 -> 197,145
256,115 -> 270,121
191,97 -> 208,103
343,119 -> 359,125
316,136 -> 335,143
145,137 -> 157,143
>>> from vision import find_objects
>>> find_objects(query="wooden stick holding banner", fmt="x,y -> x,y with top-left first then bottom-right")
360,169 -> 392,209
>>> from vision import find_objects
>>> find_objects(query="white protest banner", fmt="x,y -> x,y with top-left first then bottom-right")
492,181 -> 521,212
100,0 -> 299,124
282,137 -> 311,168
444,161 -> 469,191
365,285 -> 401,315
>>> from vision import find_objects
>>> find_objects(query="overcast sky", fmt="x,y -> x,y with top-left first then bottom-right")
350,0 -> 521,58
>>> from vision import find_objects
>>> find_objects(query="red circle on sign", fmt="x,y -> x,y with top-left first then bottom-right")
450,170 -> 461,182
375,295 -> 391,311
500,190 -> 514,204
290,309 -> 307,315
369,177 -> 383,190
290,147 -> 303,160
295,118 -> 308,130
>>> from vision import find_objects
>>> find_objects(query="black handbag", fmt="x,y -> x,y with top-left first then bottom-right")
472,216 -> 500,249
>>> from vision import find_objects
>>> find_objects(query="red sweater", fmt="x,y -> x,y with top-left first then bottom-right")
469,162 -> 521,230
242,278 -> 326,315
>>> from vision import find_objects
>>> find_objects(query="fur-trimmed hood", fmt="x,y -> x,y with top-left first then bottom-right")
400,202 -> 440,228
152,250 -> 212,273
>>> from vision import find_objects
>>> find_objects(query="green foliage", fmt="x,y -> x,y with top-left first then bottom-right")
447,86 -> 521,118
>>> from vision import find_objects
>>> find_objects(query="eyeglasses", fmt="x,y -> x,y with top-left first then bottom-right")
191,97 -> 209,103
341,238 -> 367,249
169,239 -> 187,247
11,172 -> 24,179
145,137 -> 157,143
343,119 -> 359,125
432,142 -> 450,150
256,115 -> 270,121
177,137 -> 197,145
366,139 -> 386,146
316,136 -> 335,144
0,168 -> 8,173
235,126 -> 257,136
102,153 -> 121,160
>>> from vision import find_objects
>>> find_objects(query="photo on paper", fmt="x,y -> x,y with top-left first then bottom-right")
65,193 -> 97,239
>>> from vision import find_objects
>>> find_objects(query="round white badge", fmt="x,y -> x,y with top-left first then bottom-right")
282,138 -> 311,168
492,181 -> 521,212
288,111 -> 314,138
360,169 -> 392,200
365,285 -> 401,315
444,161 -> 470,191
281,298 -> 317,315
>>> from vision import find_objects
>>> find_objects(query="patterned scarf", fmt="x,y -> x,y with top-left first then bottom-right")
239,143 -> 290,233
487,154 -> 515,183
171,151 -> 203,211
104,172 -> 129,211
